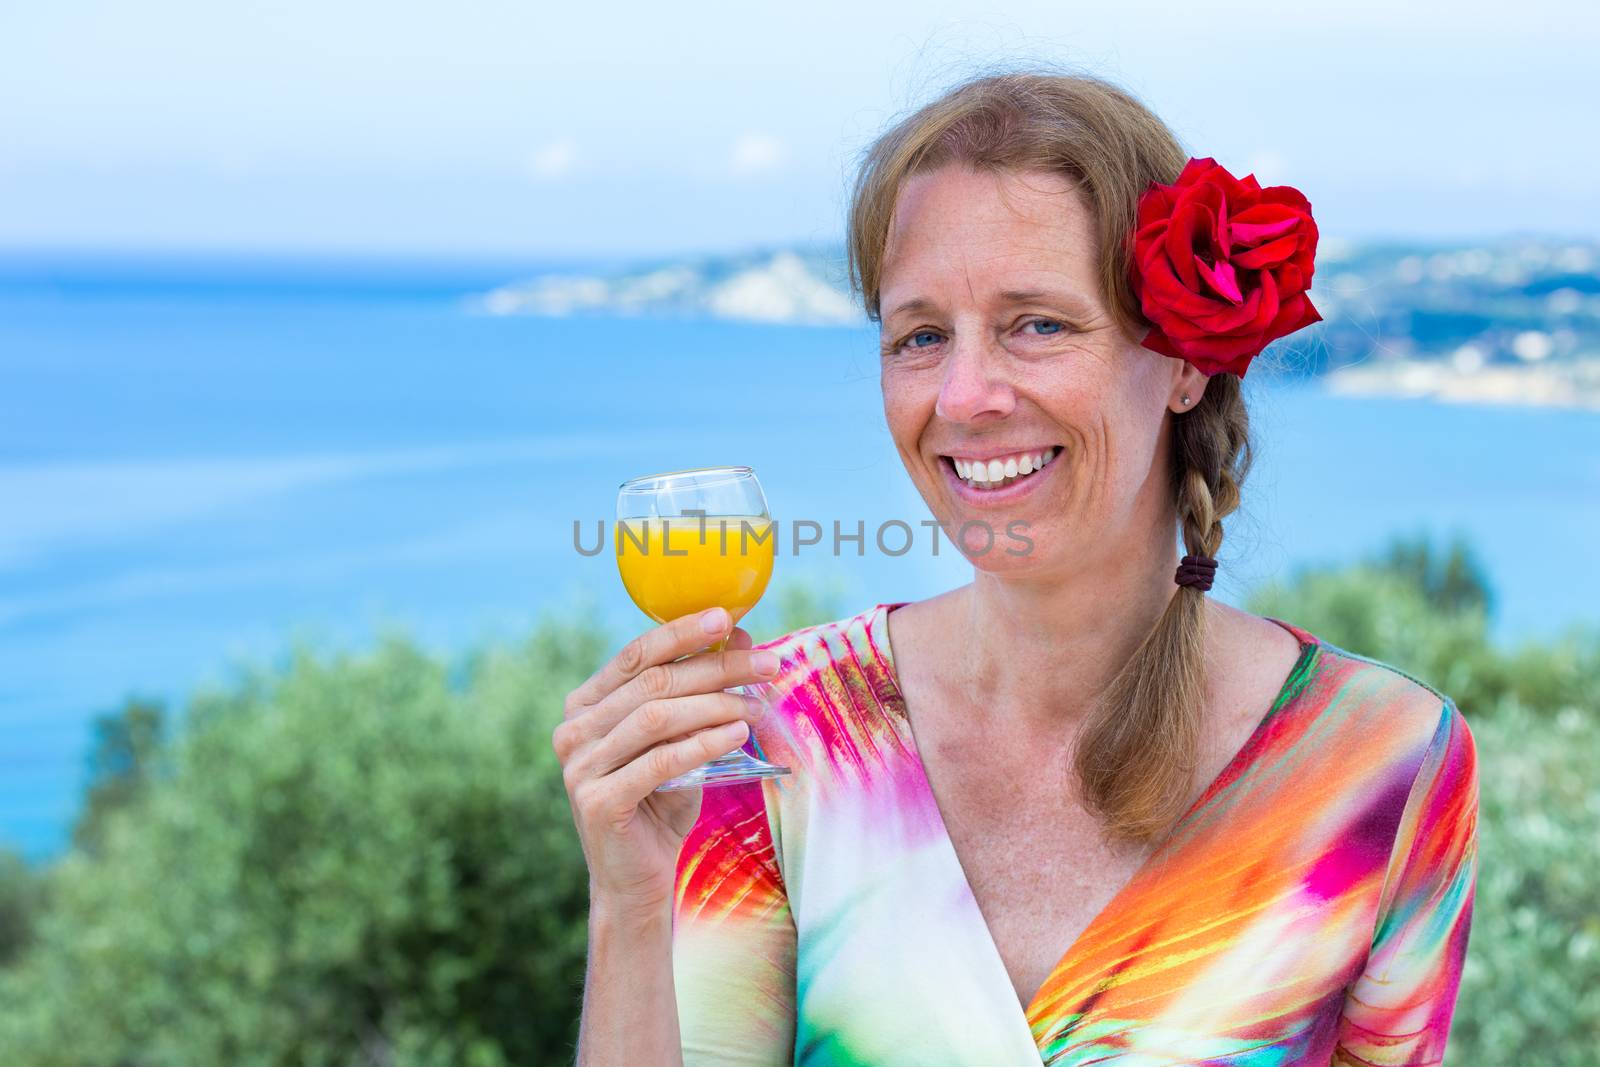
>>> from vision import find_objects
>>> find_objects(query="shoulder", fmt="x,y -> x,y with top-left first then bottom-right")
753,599 -> 893,657
752,600 -> 900,705
1312,628 -> 1455,720
1271,616 -> 1473,788
744,602 -> 909,786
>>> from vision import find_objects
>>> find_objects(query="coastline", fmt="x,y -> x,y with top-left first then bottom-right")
1324,356 -> 1600,412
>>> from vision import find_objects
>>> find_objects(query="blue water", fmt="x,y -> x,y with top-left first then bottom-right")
3,254 -> 1596,860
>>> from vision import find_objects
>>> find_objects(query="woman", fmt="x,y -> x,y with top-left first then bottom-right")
555,71 -> 1478,1066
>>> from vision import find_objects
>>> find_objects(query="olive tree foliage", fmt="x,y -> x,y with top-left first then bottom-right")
0,621 -> 604,1067
0,848 -> 41,967
73,697 -> 168,855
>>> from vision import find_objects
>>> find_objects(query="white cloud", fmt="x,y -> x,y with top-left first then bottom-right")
728,132 -> 786,176
527,138 -> 579,179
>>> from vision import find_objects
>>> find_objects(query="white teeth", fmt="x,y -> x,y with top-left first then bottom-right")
948,447 -> 1062,490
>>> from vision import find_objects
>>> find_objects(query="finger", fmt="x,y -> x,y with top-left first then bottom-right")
586,690 -> 763,778
606,720 -> 752,808
724,627 -> 754,651
584,643 -> 779,740
568,606 -> 734,713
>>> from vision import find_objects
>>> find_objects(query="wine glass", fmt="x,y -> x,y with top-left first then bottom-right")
615,466 -> 792,791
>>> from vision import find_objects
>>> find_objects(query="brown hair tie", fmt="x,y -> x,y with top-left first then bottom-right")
1175,553 -> 1218,592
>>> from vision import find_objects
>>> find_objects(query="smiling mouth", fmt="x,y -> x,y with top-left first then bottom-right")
941,446 -> 1061,491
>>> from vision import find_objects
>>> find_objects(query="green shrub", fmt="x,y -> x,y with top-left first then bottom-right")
0,619 -> 606,1066
0,849 -> 41,966
1450,702 -> 1600,1064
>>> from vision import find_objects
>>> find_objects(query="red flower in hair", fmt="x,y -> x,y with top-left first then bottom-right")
1129,157 -> 1321,378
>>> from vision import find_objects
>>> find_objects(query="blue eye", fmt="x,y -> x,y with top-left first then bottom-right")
1028,319 -> 1064,335
909,330 -> 943,348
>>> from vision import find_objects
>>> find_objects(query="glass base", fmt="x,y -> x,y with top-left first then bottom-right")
656,748 -> 792,791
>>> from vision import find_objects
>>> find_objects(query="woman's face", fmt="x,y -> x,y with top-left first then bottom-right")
877,163 -> 1204,577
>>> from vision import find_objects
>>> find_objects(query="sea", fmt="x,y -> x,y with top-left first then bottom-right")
2,252 -> 1597,860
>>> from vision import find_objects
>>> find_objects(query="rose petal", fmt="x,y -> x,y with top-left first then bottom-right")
1175,157 -> 1222,185
1141,252 -> 1232,314
1196,182 -> 1239,255
1194,256 -> 1244,304
1265,294 -> 1324,342
1229,215 -> 1300,246
1138,325 -> 1187,360
1139,256 -> 1227,319
1189,284 -> 1265,334
1164,206 -> 1208,290
1233,233 -> 1301,270
1257,186 -> 1314,214
1254,270 -> 1282,327
1137,187 -> 1177,230
1163,330 -> 1260,375
1158,293 -> 1258,338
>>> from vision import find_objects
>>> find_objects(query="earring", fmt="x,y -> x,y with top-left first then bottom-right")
1180,394 -> 1191,406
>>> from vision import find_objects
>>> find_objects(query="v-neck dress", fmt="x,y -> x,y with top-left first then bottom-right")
671,602 -> 1479,1066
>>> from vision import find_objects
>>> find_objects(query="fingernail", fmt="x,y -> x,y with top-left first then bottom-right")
700,607 -> 729,634
751,651 -> 780,676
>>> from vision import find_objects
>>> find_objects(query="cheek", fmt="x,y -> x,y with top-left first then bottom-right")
1099,406 -> 1168,496
880,366 -> 935,443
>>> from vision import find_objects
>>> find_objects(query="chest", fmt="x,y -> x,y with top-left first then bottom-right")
920,732 -> 1159,1011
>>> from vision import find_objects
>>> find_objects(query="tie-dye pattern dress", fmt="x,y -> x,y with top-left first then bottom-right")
671,602 -> 1479,1066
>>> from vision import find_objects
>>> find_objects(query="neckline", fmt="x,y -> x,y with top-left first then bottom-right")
864,599 -> 1323,1034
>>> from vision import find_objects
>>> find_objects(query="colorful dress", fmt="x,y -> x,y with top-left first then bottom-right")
672,602 -> 1479,1066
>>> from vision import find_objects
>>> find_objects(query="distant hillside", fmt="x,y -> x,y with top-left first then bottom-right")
475,239 -> 1600,410
1309,239 -> 1600,409
474,245 -> 860,326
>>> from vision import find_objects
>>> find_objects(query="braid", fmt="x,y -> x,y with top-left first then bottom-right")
1072,375 -> 1255,845
1175,376 -> 1252,563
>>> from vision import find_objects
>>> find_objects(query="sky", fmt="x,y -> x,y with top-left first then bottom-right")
3,0 -> 1598,259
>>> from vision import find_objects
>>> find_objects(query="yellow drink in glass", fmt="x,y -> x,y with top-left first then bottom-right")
615,516 -> 774,626
614,466 -> 790,790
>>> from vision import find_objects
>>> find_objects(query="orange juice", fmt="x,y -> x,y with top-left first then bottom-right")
615,515 -> 775,624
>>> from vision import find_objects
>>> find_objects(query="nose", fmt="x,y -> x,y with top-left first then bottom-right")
934,334 -> 1015,424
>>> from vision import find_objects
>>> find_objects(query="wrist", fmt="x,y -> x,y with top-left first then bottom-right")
589,889 -> 674,935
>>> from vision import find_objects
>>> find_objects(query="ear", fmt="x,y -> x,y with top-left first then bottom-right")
1168,359 -> 1210,413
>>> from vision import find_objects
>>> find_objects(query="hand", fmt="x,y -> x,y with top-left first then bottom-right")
552,606 -> 780,918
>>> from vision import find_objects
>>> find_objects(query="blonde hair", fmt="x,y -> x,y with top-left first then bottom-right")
847,69 -> 1255,844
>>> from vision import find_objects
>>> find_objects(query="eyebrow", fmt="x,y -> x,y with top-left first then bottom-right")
883,288 -> 1097,321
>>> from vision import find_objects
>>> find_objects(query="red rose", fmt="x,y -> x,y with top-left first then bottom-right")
1129,157 -> 1321,378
